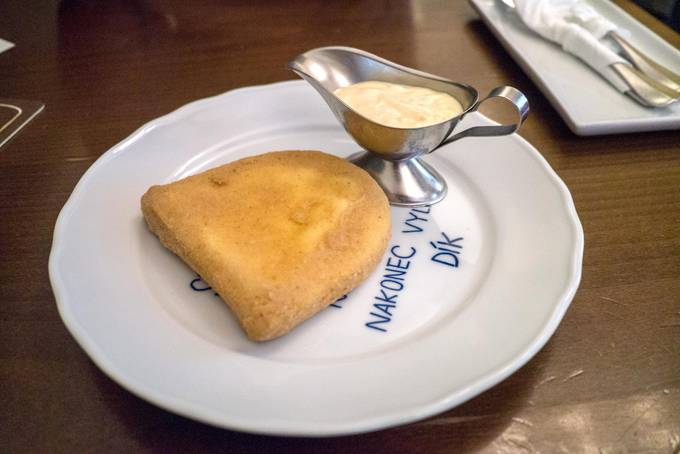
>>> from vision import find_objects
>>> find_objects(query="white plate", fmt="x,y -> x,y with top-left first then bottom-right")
49,80 -> 583,436
470,0 -> 680,135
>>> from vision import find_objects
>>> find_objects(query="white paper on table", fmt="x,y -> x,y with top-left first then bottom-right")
0,38 -> 15,54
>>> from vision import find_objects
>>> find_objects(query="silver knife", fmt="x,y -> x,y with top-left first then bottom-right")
608,31 -> 680,96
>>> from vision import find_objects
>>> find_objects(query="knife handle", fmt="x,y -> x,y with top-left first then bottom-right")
612,63 -> 678,108
608,32 -> 680,96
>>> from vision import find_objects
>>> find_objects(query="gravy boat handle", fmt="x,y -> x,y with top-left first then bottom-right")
440,86 -> 529,146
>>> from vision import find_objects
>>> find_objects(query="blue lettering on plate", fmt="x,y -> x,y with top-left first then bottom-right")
430,233 -> 464,268
190,275 -> 219,296
402,205 -> 432,234
329,294 -> 348,309
365,245 -> 417,332
365,311 -> 391,332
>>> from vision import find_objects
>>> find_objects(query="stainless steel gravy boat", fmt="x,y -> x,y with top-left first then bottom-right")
288,46 -> 530,206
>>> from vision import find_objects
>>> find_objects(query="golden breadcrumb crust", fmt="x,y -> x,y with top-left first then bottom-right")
141,150 -> 391,341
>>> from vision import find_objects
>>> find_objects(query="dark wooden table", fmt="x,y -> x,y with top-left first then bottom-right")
2,0 -> 679,452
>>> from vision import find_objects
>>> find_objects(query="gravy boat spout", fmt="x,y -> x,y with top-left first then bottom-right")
288,46 -> 529,206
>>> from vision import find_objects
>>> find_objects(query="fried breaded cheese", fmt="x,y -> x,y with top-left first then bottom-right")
141,150 -> 391,341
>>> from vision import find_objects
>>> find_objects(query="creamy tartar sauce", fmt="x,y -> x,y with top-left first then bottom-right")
334,81 -> 463,128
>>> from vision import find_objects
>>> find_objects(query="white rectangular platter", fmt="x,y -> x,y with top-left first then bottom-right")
469,0 -> 680,135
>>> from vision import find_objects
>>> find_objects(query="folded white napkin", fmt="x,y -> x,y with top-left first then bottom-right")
567,2 -> 618,38
514,0 -> 628,92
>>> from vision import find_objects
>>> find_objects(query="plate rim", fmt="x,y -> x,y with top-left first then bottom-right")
49,80 -> 584,436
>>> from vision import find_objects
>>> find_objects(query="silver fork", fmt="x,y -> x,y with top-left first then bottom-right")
607,32 -> 680,94
499,0 -> 679,107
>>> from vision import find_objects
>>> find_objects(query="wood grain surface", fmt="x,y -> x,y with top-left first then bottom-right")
1,0 -> 679,452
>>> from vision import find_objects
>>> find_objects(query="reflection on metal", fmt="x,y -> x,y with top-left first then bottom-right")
288,47 -> 529,206
0,100 -> 45,150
